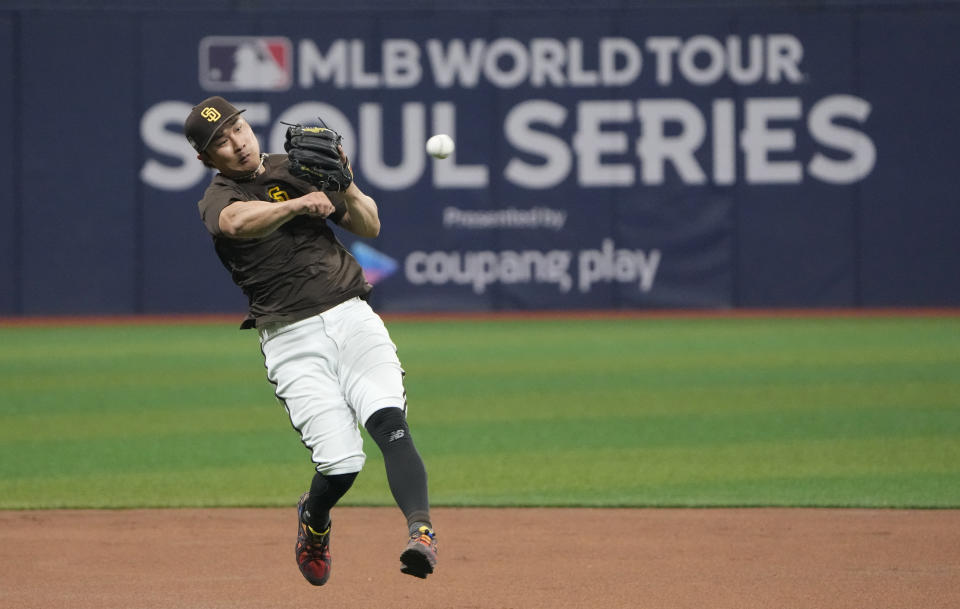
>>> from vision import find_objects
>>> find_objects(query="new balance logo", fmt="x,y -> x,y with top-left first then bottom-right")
388,429 -> 406,442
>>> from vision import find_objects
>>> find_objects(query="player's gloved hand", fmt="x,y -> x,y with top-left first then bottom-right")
284,122 -> 354,192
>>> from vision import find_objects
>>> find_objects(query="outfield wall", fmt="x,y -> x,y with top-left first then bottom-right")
2,2 -> 958,315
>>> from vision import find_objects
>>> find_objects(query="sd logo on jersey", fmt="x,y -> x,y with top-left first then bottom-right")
199,36 -> 292,92
267,186 -> 290,202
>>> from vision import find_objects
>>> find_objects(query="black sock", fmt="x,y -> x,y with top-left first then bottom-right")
303,471 -> 358,531
365,407 -> 431,532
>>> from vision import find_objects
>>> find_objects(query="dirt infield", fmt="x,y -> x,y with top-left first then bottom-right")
2,507 -> 958,609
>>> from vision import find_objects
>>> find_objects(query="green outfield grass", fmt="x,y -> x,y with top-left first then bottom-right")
1,314 -> 958,509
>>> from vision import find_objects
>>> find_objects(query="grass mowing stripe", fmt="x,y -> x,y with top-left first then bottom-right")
0,429 -> 307,476
408,405 -> 959,456
351,438 -> 960,508
0,315 -> 957,508
408,436 -> 960,507
0,405 -> 288,443
0,465 -> 316,509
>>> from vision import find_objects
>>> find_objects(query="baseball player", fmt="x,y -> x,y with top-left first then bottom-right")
183,96 -> 438,584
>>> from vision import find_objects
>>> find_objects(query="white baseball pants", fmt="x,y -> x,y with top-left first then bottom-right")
258,297 -> 407,475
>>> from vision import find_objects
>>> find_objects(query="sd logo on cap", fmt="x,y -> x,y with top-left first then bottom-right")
184,96 -> 245,152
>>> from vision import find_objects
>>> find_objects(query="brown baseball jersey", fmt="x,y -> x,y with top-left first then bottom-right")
197,154 -> 371,329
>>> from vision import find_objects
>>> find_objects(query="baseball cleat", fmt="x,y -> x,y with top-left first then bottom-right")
400,525 -> 438,579
296,493 -> 332,586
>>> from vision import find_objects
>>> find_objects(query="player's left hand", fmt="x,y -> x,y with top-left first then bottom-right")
285,122 -> 354,192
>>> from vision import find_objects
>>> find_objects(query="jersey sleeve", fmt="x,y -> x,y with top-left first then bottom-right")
197,181 -> 245,236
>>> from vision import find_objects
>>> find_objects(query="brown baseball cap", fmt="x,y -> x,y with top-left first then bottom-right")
184,96 -> 246,153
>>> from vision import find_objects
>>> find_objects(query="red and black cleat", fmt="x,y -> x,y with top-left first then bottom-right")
296,493 -> 332,586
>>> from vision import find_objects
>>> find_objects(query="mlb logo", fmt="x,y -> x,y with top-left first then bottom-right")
199,36 -> 292,91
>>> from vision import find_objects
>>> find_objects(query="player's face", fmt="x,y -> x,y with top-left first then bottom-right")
203,117 -> 262,177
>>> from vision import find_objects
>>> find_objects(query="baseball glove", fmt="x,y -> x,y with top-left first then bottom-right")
284,123 -> 353,192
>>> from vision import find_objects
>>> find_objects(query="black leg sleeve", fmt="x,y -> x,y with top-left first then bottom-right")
365,407 -> 431,532
302,471 -> 358,530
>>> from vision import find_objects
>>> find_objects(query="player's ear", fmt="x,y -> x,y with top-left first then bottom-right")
197,152 -> 215,169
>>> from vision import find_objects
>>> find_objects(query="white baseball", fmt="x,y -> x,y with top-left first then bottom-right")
426,134 -> 455,159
